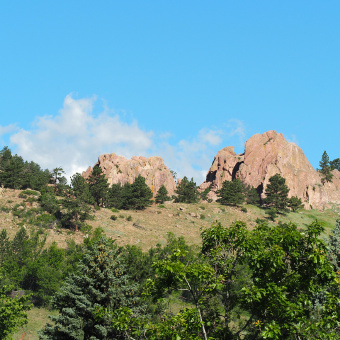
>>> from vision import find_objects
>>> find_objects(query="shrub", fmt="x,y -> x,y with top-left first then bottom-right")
111,215 -> 118,221
126,215 -> 132,221
111,208 -> 120,213
158,204 -> 166,209
241,207 -> 247,213
200,214 -> 206,220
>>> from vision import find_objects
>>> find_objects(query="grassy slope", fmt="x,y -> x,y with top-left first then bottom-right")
0,188 -> 339,339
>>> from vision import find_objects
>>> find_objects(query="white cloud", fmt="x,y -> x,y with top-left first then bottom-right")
10,94 -> 153,181
8,94 -> 247,186
0,124 -> 18,137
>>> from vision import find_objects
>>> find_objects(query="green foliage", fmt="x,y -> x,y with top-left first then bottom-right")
200,185 -> 211,201
60,197 -> 93,230
155,185 -> 171,204
217,178 -> 245,206
0,273 -> 32,339
245,186 -> 261,206
241,207 -> 247,213
318,151 -> 333,184
39,237 -> 140,339
87,165 -> 109,207
111,215 -> 118,221
328,218 -> 340,272
330,157 -> 340,171
126,215 -> 132,221
122,175 -> 153,210
264,173 -> 290,213
174,176 -> 200,203
71,172 -> 94,204
0,147 -> 51,191
266,207 -> 277,221
288,195 -> 304,212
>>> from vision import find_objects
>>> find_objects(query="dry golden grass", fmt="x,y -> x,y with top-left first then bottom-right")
0,188 -> 339,251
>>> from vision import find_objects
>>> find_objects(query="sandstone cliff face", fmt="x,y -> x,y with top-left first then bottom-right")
83,153 -> 176,197
201,130 -> 340,209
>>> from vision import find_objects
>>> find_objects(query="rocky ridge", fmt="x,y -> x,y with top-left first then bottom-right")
82,153 -> 176,197
200,130 -> 340,209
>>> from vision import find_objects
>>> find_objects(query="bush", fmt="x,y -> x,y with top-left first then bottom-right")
158,204 -> 166,209
111,208 -> 120,213
200,214 -> 206,220
241,207 -> 248,213
119,214 -> 125,219
80,224 -> 92,234
21,190 -> 40,196
111,215 -> 118,221
126,215 -> 132,221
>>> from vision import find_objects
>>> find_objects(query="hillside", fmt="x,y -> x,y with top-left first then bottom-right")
1,187 -> 338,251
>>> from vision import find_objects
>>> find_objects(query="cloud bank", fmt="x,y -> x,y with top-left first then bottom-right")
8,94 -> 246,184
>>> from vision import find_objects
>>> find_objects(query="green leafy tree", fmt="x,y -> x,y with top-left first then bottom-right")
264,173 -> 290,213
174,176 -> 199,203
0,274 -> 32,339
71,173 -> 93,204
217,179 -> 245,206
318,151 -> 333,184
155,185 -> 171,204
328,218 -> 340,272
39,237 -> 140,339
87,165 -> 109,207
288,195 -> 304,212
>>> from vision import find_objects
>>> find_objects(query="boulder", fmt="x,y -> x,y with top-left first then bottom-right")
201,130 -> 340,209
83,153 -> 176,197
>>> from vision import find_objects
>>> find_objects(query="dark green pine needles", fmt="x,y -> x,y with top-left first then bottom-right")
39,237 -> 140,340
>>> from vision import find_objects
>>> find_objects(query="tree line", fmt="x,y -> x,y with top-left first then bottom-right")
4,218 -> 339,339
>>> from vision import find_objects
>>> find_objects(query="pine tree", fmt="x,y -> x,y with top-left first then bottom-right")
87,165 -> 109,207
330,158 -> 340,171
288,196 -> 304,212
39,237 -> 139,339
174,176 -> 199,203
155,185 -> 171,204
216,179 -> 245,206
318,151 -> 333,184
264,173 -> 290,213
122,175 -> 153,210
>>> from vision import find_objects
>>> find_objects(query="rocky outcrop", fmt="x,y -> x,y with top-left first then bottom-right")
83,153 -> 176,197
201,130 -> 340,209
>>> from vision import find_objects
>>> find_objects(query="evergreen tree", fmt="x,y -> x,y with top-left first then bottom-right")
122,175 -> 153,210
217,179 -> 245,206
264,173 -> 290,213
318,151 -> 333,184
87,165 -> 109,207
174,176 -> 199,203
330,158 -> 340,171
107,183 -> 124,209
155,185 -> 171,204
71,173 -> 94,204
288,196 -> 304,212
245,186 -> 261,206
39,237 -> 139,339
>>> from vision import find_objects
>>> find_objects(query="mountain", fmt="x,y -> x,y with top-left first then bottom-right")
200,130 -> 340,209
82,153 -> 176,197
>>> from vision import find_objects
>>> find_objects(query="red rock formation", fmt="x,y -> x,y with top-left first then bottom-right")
83,153 -> 176,197
201,130 -> 340,209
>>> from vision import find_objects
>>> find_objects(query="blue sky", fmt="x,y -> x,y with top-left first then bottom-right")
1,1 -> 339,183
